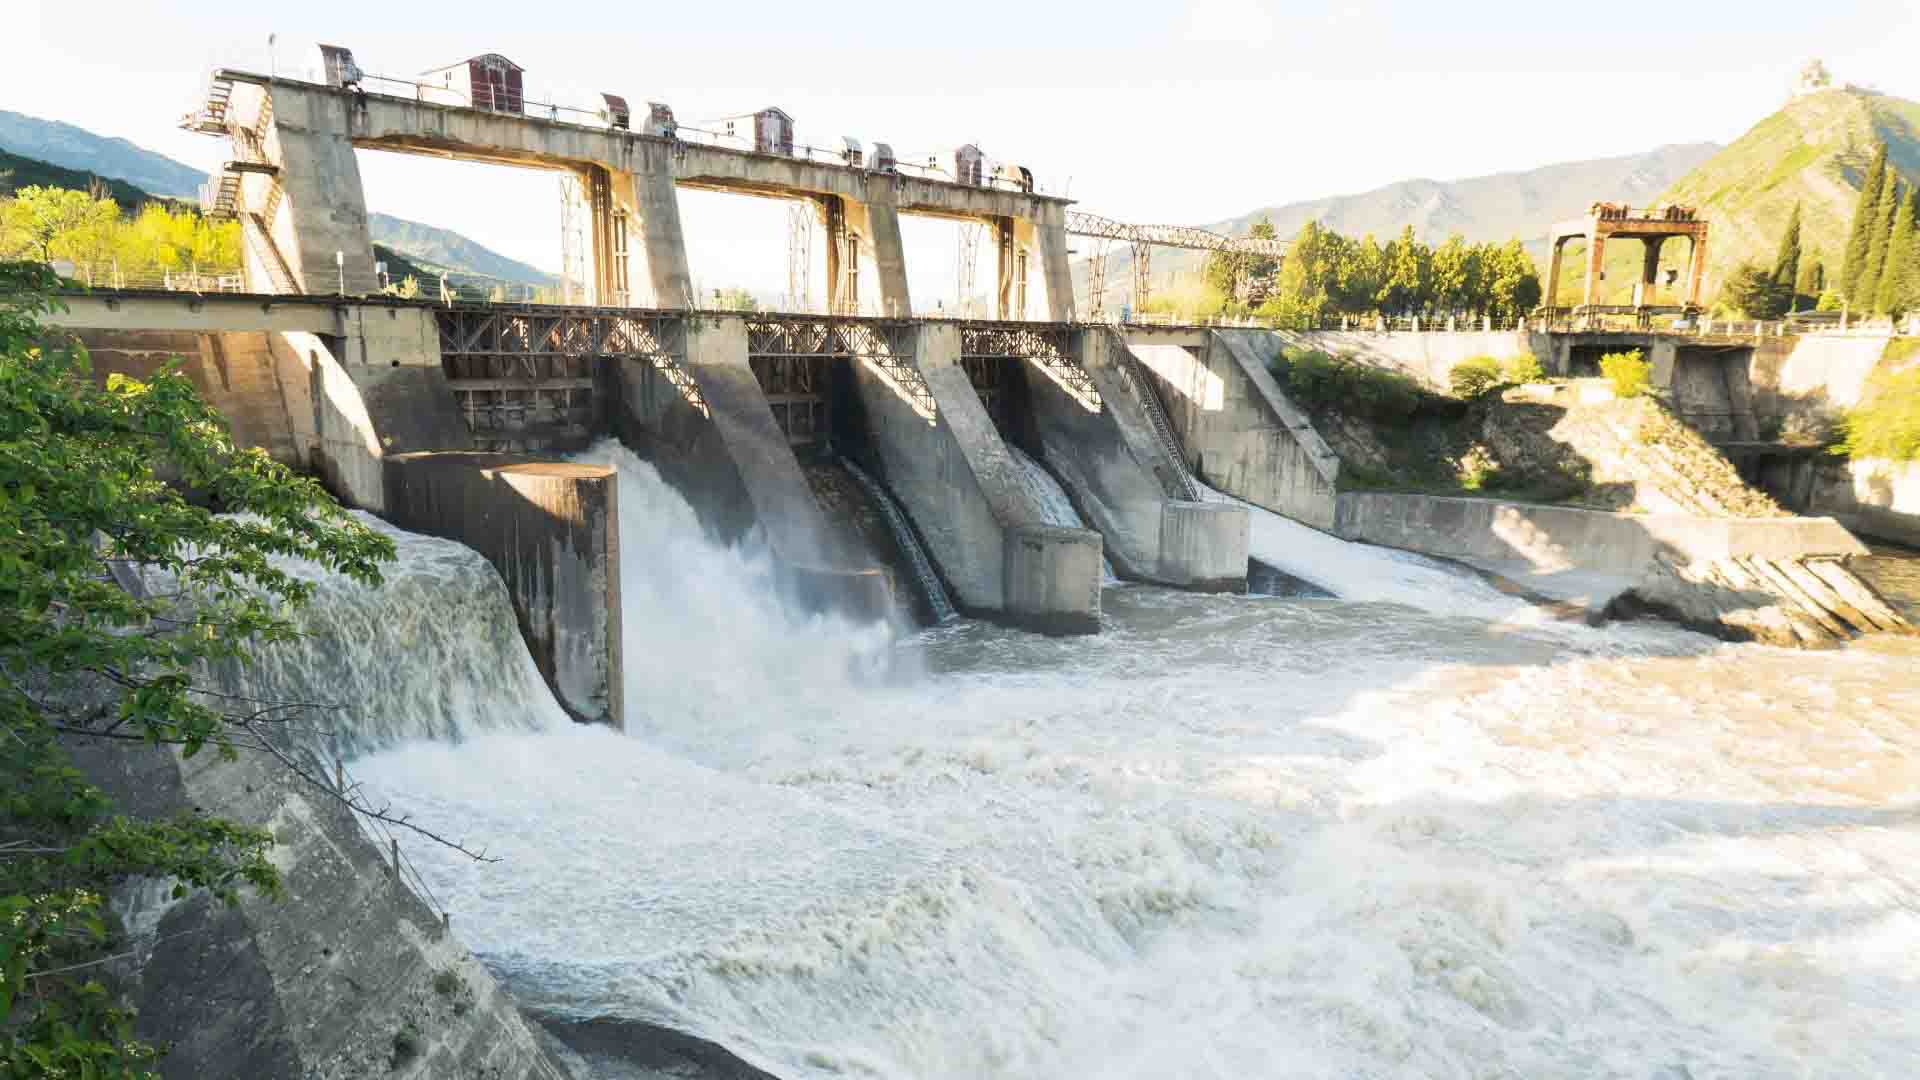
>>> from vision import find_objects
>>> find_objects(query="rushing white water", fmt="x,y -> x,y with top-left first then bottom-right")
1006,445 -> 1119,582
188,513 -> 567,757
1195,482 -> 1541,622
288,456 -> 1920,1079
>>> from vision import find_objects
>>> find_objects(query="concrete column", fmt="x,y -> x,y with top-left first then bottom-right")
1035,220 -> 1075,322
1686,233 -> 1711,308
1640,236 -> 1667,302
848,323 -> 1102,631
861,190 -> 912,318
994,217 -> 1016,319
1546,236 -> 1569,308
1582,233 -> 1607,308
616,144 -> 692,308
674,316 -> 890,618
256,82 -> 378,296
1020,329 -> 1247,589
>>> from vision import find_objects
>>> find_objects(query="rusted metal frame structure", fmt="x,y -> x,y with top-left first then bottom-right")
1065,211 -> 1288,313
435,304 -> 689,445
958,321 -> 1099,429
1545,203 -> 1710,314
745,316 -> 924,445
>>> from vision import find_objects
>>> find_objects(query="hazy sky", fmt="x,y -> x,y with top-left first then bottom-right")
13,0 -> 1917,303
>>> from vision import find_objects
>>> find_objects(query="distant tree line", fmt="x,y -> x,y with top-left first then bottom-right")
0,183 -> 240,286
1196,218 -> 1542,328
1731,141 -> 1920,319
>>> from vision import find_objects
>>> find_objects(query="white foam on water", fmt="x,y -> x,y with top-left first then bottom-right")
301,452 -> 1920,1078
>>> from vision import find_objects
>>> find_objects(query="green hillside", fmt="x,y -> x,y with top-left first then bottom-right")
1556,87 -> 1920,308
0,148 -> 184,211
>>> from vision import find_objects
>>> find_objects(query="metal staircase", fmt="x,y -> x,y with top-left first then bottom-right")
243,213 -> 301,295
1107,329 -> 1199,500
179,71 -> 236,135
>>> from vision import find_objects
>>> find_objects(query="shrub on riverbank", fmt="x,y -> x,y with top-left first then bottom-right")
1838,365 -> 1920,461
1601,349 -> 1651,398
1269,347 -> 1439,423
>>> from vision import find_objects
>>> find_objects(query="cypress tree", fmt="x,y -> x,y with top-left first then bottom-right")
1900,186 -> 1920,316
1795,248 -> 1822,300
1857,170 -> 1902,306
1840,141 -> 1889,299
1874,190 -> 1914,314
1770,201 -> 1803,290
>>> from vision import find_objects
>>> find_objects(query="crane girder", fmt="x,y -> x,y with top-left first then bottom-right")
1064,211 -> 1287,258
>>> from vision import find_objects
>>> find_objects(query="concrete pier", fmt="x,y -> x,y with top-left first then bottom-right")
382,453 -> 623,728
1018,329 -> 1247,590
1131,329 -> 1341,530
848,322 -> 1103,631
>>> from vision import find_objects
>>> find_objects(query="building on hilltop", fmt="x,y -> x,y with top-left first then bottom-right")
1792,59 -> 1833,99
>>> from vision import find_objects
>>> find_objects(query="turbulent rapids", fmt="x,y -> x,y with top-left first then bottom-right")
242,443 -> 1920,1078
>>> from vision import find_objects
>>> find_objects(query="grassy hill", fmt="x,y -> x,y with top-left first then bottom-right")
1078,143 -> 1720,312
1641,87 -> 1920,308
368,214 -> 556,292
0,148 -> 185,210
1549,87 -> 1920,308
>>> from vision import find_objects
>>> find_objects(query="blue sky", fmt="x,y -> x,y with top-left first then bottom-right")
14,0 -> 1917,303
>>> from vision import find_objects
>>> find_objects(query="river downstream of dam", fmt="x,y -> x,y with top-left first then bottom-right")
330,445 -> 1920,1079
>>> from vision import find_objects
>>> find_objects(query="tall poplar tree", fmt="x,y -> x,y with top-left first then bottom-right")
1841,141 -> 1890,300
1885,186 -> 1920,316
1795,248 -> 1823,300
1858,170 -> 1903,306
1770,201 -> 1803,291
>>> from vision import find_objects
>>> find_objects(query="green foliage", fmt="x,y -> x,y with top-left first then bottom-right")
1874,188 -> 1916,315
1256,222 -> 1540,327
0,186 -> 238,285
1857,171 -> 1904,306
1816,288 -> 1845,311
1268,346 -> 1433,423
1449,355 -> 1505,399
0,260 -> 394,1076
1203,215 -> 1280,307
1796,249 -> 1825,300
1722,261 -> 1794,318
1840,141 -> 1890,300
1600,349 -> 1652,399
1503,353 -> 1545,384
1837,364 -> 1920,461
1770,201 -> 1803,290
0,150 -> 172,211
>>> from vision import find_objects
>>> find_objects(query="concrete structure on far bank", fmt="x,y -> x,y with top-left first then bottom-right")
1545,203 -> 1709,311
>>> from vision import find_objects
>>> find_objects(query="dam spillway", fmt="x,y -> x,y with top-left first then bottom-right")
240,453 -> 1920,1079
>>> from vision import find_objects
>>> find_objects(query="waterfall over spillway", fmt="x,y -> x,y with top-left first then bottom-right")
1193,484 -> 1532,620
203,513 -> 567,758
840,457 -> 957,623
567,440 -> 901,738
1007,445 -> 1117,581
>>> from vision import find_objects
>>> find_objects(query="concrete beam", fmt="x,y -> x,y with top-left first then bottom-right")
45,292 -> 345,335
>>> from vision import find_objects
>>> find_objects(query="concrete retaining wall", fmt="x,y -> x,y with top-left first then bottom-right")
849,322 -> 1103,631
383,454 -> 622,728
76,329 -> 309,467
1274,329 -> 1542,388
1020,330 -> 1246,588
1130,329 -> 1340,530
1807,457 -> 1920,547
1334,491 -> 1868,572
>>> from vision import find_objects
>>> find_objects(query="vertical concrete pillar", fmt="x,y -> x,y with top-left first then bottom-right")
254,81 -> 378,296
861,190 -> 913,318
1582,233 -> 1607,308
994,217 -> 1016,319
849,323 -> 1103,631
615,144 -> 691,308
1035,219 -> 1075,322
1686,232 -> 1711,308
1640,236 -> 1667,302
1545,236 -> 1568,309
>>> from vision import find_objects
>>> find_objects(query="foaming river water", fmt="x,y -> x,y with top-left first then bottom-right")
333,447 -> 1920,1079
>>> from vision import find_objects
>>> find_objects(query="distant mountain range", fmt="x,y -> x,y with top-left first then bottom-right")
1078,143 -> 1723,309
0,109 -> 555,290
0,109 -> 204,198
